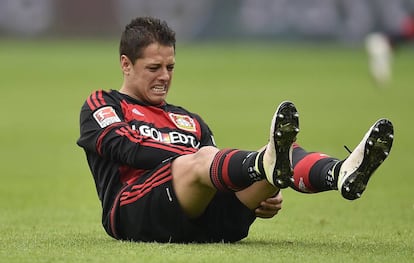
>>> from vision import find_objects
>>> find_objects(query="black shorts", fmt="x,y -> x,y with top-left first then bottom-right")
113,160 -> 256,243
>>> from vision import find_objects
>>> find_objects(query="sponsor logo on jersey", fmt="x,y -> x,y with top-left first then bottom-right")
93,106 -> 121,128
139,124 -> 200,148
168,113 -> 196,132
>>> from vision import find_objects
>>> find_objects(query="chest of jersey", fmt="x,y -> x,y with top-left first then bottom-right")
120,100 -> 202,149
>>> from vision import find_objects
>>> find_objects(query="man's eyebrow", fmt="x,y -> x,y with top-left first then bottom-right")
145,62 -> 161,66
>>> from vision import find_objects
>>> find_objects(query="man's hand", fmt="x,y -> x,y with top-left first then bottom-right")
255,191 -> 283,219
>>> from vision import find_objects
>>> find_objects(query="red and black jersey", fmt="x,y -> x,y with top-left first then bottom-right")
77,89 -> 215,225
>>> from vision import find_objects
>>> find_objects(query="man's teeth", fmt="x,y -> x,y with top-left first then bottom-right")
153,85 -> 165,91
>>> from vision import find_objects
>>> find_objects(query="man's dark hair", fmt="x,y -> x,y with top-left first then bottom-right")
119,17 -> 176,64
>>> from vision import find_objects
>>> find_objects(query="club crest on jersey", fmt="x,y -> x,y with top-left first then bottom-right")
168,113 -> 196,132
93,106 -> 121,128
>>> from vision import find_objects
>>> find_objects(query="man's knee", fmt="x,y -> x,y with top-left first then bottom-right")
171,146 -> 219,217
172,146 -> 218,183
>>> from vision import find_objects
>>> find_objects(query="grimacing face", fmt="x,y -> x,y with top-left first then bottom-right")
120,43 -> 175,105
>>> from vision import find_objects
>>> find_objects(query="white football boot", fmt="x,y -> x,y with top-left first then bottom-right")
263,101 -> 299,188
365,32 -> 392,85
338,119 -> 394,200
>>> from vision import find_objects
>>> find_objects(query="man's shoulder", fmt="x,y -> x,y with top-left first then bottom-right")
81,89 -> 122,112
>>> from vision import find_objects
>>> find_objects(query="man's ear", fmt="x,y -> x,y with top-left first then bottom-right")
120,55 -> 132,75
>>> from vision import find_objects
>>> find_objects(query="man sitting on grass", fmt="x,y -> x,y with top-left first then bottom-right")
77,16 -> 394,243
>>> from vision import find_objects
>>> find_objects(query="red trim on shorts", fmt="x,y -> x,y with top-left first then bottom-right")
119,162 -> 173,206
109,181 -> 135,239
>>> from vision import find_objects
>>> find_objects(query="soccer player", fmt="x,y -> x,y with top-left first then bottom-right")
77,16 -> 394,243
365,11 -> 414,84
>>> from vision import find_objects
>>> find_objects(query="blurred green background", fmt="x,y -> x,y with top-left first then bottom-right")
0,40 -> 413,262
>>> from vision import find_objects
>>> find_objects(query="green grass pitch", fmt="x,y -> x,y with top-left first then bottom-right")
0,39 -> 413,262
